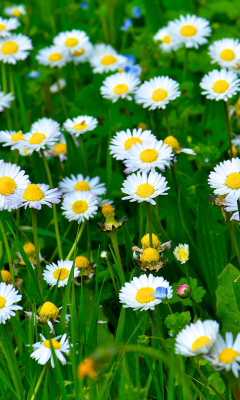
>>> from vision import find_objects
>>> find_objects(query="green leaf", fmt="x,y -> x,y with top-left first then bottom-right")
164,312 -> 191,336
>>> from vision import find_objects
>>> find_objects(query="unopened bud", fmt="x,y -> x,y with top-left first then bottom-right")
177,283 -> 191,299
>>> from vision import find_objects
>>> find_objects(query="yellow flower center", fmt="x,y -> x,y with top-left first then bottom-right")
1,41 -> 18,55
191,336 -> 210,351
29,132 -> 46,145
124,137 -> 142,150
1,270 -> 11,284
75,256 -> 90,269
113,83 -> 129,95
212,79 -> 229,93
163,135 -> 180,153
218,348 -> 239,364
73,48 -> 85,56
43,338 -> 62,350
23,184 -> 44,201
152,88 -> 168,102
178,250 -> 188,262
141,233 -> 161,249
65,37 -> 78,47
136,183 -> 154,198
0,177 -> 16,195
0,24 -> 6,31
140,248 -> 159,264
73,123 -> 87,131
102,204 -> 115,218
101,55 -> 117,65
162,35 -> 171,43
39,301 -> 59,319
11,131 -> 25,142
74,181 -> 90,191
12,9 -> 21,17
49,53 -> 62,62
136,287 -> 155,303
72,200 -> 88,214
53,267 -> 69,281
23,242 -> 35,257
54,143 -> 67,155
180,25 -> 197,37
226,172 -> 240,189
0,296 -> 6,309
140,149 -> 158,163
220,49 -> 235,61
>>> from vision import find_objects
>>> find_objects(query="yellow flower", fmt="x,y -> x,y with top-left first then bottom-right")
140,248 -> 159,266
1,270 -> 11,284
141,233 -> 161,250
77,358 -> 97,379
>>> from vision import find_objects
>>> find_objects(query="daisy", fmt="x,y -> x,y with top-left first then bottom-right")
4,5 -> 26,18
0,130 -> 25,148
200,69 -> 240,101
61,191 -> 98,223
63,115 -> 98,137
119,273 -> 173,311
8,183 -> 62,210
168,14 -> 211,49
209,38 -> 240,69
90,43 -> 126,73
71,40 -> 93,65
100,72 -> 140,103
30,333 -> 69,368
0,161 -> 29,211
0,33 -> 33,64
135,76 -> 181,110
208,158 -> 240,199
0,88 -> 14,112
53,29 -> 90,54
205,332 -> 240,378
153,26 -> 182,52
45,134 -> 67,162
173,244 -> 189,264
175,320 -> 219,356
0,17 -> 20,38
121,170 -> 169,205
59,174 -> 106,196
0,282 -> 22,324
49,79 -> 66,93
43,260 -> 79,288
163,136 -> 196,155
36,45 -> 70,68
124,138 -> 173,173
110,128 -> 156,160
224,195 -> 240,221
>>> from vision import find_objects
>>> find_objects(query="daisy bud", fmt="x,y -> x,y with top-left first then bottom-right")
1,270 -> 11,284
177,283 -> 192,299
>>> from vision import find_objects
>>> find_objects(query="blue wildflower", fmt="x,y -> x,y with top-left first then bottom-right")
80,1 -> 89,9
132,6 -> 141,19
27,71 -> 41,79
124,54 -> 136,65
120,18 -> 132,31
152,286 -> 168,300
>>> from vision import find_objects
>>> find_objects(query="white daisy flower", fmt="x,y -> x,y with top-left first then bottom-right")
200,69 -> 240,101
43,260 -> 79,288
71,40 -> 93,64
110,128 -> 156,161
61,191 -> 98,223
45,133 -> 67,162
0,161 -> 29,211
63,115 -> 98,137
0,17 -> 20,38
124,138 -> 173,173
0,88 -> 14,112
100,72 -> 140,103
173,243 -> 189,264
119,273 -> 173,311
135,76 -> 181,110
208,38 -> 240,69
208,158 -> 240,199
168,14 -> 211,49
0,33 -> 33,64
49,79 -> 66,93
175,320 -> 219,356
4,5 -> 26,18
36,45 -> 70,68
30,333 -> 70,368
0,130 -> 25,148
205,332 -> 240,378
224,195 -> 240,221
8,183 -> 62,210
53,29 -> 90,54
0,282 -> 22,324
59,174 -> 106,196
153,26 -> 182,52
90,43 -> 126,73
121,170 -> 169,205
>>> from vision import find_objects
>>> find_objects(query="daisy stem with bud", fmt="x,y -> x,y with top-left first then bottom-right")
146,203 -> 153,248
0,219 -> 15,287
224,101 -> 233,159
226,213 -> 240,266
31,209 -> 43,296
65,221 -> 86,260
30,364 -> 47,400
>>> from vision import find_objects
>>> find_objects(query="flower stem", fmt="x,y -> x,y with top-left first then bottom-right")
148,309 -> 169,353
79,135 -> 88,175
108,230 -> 124,274
31,209 -> 43,296
65,221 -> 86,260
1,62 -> 7,93
224,101 -> 233,159
191,359 -> 226,400
9,64 -> 17,127
30,365 -> 47,400
107,259 -> 118,292
163,108 -> 171,136
183,47 -> 188,81
226,213 -> 240,266
0,219 -> 15,287
171,163 -> 178,195
146,202 -> 153,247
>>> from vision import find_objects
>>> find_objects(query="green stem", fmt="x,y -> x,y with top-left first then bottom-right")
79,135 -> 88,175
148,309 -> 169,353
0,219 -> 15,287
9,64 -> 17,127
1,62 -> 7,93
31,209 -> 43,296
191,359 -> 226,400
139,203 -> 144,246
107,260 -> 118,292
189,295 -> 205,317
30,365 -> 47,400
231,382 -> 240,400
163,108 -> 171,136
183,47 -> 188,81
146,203 -> 153,247
109,230 -> 124,273
41,149 -> 63,259
171,163 -> 178,195
65,221 -> 85,260
123,98 -> 132,129
55,68 -> 68,118
226,213 -> 240,266
49,221 -> 73,263
224,101 -> 233,159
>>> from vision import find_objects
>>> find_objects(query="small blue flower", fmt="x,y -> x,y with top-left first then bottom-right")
80,1 -> 89,9
152,286 -> 168,300
27,71 -> 41,79
124,54 -> 136,65
170,333 -> 174,338
132,6 -> 141,19
124,65 -> 141,76
205,158 -> 209,163
120,18 -> 132,31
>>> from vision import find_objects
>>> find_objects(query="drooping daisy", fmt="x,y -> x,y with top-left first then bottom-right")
119,273 -> 173,311
0,130 -> 25,148
0,17 -> 20,38
90,43 -> 126,73
0,88 -> 14,112
0,33 -> 33,64
200,69 -> 240,101
121,170 -> 169,205
8,183 -> 62,210
110,128 -> 156,160
153,26 -> 182,52
100,72 -> 140,103
63,115 -> 98,137
4,5 -> 26,18
224,195 -> 240,221
208,38 -> 240,69
43,260 -> 79,288
163,136 -> 196,155
0,282 -> 22,324
61,191 -> 98,223
205,332 -> 240,378
59,174 -> 106,196
173,244 -> 189,264
208,158 -> 240,199
175,320 -> 219,356
0,161 -> 29,211
45,134 -> 67,162
36,45 -> 70,68
124,138 -> 173,173
30,333 -> 70,368
168,14 -> 211,49
71,40 -> 93,65
53,29 -> 90,54
135,76 -> 181,110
